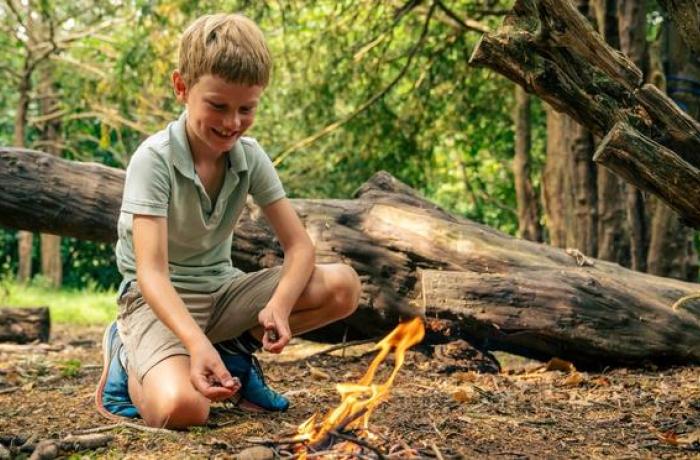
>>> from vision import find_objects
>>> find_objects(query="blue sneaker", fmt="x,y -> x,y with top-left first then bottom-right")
216,341 -> 289,412
95,322 -> 139,419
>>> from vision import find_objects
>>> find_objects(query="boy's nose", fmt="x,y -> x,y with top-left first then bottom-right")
222,114 -> 241,130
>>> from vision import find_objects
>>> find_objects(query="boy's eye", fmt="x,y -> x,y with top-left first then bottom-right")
209,102 -> 226,110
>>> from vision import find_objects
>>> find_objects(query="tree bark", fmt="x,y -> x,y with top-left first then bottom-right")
657,0 -> 700,56
616,0 -> 648,272
1,149 -> 700,367
39,68 -> 62,288
542,108 -> 573,249
569,121 -> 597,258
0,307 -> 50,343
468,0 -> 700,228
16,69 -> 33,284
593,122 -> 700,228
512,85 -> 542,242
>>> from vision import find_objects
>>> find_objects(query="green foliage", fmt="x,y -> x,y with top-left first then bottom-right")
59,359 -> 82,378
0,277 -> 117,325
4,0 -> 693,290
0,227 -> 119,290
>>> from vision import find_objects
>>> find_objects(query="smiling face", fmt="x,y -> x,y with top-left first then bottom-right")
172,72 -> 263,160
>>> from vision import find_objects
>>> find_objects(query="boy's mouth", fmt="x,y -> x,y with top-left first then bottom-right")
212,127 -> 237,140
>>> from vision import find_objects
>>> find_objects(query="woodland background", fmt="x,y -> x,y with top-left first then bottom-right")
0,0 -> 698,291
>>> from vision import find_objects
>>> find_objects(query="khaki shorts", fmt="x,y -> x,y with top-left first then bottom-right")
116,267 -> 282,383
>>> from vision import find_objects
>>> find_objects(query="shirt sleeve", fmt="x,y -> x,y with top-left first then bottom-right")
246,139 -> 286,207
121,147 -> 171,216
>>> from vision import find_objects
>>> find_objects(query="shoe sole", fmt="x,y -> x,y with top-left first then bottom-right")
95,324 -> 127,421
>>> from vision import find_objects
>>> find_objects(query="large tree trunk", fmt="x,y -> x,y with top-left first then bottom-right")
469,0 -> 700,229
1,148 -> 700,368
512,85 -> 542,242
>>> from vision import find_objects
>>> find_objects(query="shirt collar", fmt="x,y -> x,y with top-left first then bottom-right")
170,111 -> 248,179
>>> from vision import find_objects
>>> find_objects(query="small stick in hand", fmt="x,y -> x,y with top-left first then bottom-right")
266,329 -> 279,343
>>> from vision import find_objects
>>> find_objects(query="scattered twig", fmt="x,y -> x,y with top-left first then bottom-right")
288,339 -> 378,363
25,434 -> 112,460
430,419 -> 445,440
0,386 -> 19,395
28,439 -> 57,460
0,343 -> 63,353
671,293 -> 700,312
246,436 -> 308,446
431,442 -> 445,460
73,421 -> 178,436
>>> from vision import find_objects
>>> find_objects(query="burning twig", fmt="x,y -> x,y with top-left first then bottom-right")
329,430 -> 386,459
292,318 -> 426,459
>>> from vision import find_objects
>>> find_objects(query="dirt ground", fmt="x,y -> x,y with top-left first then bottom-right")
1,324 -> 699,459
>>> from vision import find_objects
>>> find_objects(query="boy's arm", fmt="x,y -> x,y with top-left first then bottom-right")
132,214 -> 239,399
258,197 -> 315,353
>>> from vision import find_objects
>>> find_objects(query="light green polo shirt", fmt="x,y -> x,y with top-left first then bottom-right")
115,112 -> 286,293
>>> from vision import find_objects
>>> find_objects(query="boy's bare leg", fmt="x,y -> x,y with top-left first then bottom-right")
250,263 -> 362,340
127,263 -> 359,428
128,355 -> 211,429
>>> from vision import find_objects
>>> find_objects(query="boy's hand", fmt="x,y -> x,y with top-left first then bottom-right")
258,304 -> 291,354
189,340 -> 240,401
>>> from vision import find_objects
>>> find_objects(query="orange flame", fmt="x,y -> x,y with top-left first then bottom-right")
296,317 -> 425,454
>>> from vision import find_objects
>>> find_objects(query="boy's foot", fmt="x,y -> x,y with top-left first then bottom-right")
95,321 -> 139,419
216,337 -> 289,412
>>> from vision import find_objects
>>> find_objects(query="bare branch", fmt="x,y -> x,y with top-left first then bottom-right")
49,54 -> 108,79
28,108 -> 67,125
0,62 -> 21,80
434,0 -> 490,33
274,1 -> 437,165
2,0 -> 37,44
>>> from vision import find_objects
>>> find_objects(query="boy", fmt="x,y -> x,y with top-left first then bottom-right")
95,13 -> 361,429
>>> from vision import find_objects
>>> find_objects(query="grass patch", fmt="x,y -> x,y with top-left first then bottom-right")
0,278 -> 116,326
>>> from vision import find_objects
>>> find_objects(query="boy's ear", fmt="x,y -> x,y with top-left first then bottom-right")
172,70 -> 187,103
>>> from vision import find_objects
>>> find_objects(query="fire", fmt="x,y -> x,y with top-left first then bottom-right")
295,317 -> 425,455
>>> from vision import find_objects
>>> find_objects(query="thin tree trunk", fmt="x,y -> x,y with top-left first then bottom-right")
617,0 -> 648,271
15,1 -> 34,284
541,0 -> 598,256
16,68 -> 33,283
591,0 -> 630,266
569,119 -> 597,256
512,85 -> 542,242
542,107 -> 574,248
39,69 -> 62,288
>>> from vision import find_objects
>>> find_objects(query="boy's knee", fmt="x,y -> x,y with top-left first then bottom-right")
329,264 -> 361,319
143,387 -> 209,429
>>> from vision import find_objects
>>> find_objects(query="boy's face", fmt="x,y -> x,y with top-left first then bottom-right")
172,71 -> 263,158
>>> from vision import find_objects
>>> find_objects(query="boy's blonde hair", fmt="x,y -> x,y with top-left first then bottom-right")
178,13 -> 271,87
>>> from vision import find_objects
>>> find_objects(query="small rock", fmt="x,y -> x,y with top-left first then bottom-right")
234,446 -> 274,460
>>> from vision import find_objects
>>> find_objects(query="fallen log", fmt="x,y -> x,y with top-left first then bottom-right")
0,307 -> 50,343
468,0 -> 700,228
1,148 -> 700,367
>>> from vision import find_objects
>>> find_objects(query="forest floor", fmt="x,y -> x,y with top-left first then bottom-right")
1,324 -> 699,459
